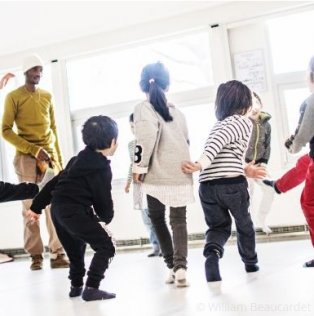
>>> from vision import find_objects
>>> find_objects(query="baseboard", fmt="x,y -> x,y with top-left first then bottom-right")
1,224 -> 310,257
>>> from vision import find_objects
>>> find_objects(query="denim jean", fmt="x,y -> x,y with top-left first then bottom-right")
141,208 -> 160,253
146,195 -> 187,271
199,179 -> 257,265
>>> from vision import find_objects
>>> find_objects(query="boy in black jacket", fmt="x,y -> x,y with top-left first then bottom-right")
27,115 -> 118,301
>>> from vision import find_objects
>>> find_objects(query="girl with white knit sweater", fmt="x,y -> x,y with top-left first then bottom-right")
133,62 -> 194,287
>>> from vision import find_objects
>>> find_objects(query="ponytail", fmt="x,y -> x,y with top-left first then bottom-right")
139,62 -> 173,122
148,81 -> 173,122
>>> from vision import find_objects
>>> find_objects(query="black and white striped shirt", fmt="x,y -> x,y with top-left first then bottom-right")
198,115 -> 252,182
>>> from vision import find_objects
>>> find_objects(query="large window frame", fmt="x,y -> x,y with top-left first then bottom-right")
68,28 -> 217,185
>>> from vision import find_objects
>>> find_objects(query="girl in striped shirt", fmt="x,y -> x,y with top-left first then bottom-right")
182,80 -> 262,283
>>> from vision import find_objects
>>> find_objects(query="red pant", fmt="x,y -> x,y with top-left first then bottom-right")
301,158 -> 314,246
276,154 -> 311,193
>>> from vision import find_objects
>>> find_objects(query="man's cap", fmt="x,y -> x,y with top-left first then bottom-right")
22,54 -> 44,73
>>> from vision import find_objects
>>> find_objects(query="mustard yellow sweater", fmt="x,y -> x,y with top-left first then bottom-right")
1,86 -> 63,167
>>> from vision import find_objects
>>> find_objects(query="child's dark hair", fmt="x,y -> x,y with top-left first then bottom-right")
139,62 -> 173,122
82,115 -> 118,150
215,80 -> 252,121
129,113 -> 134,123
253,91 -> 262,106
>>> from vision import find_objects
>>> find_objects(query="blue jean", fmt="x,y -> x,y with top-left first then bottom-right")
199,178 -> 257,265
141,208 -> 160,253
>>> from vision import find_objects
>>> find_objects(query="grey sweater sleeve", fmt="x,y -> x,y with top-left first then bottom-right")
133,102 -> 159,174
289,95 -> 314,154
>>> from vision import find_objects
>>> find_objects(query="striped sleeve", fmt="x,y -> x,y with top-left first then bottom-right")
198,115 -> 252,182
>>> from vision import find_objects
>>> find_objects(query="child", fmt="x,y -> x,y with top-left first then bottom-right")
27,115 -> 118,301
0,181 -> 39,263
125,113 -> 161,257
182,80 -> 260,283
133,62 -> 194,287
266,56 -> 314,268
245,92 -> 274,234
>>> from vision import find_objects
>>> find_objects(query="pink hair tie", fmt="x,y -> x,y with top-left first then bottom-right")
149,78 -> 155,84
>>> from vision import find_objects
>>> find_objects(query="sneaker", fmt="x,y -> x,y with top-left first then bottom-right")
82,287 -> 116,301
0,253 -> 13,264
205,251 -> 222,282
261,225 -> 273,234
69,286 -> 83,298
30,254 -> 43,270
50,254 -> 69,269
147,251 -> 160,257
303,259 -> 314,268
245,264 -> 259,273
175,268 -> 189,288
165,269 -> 175,284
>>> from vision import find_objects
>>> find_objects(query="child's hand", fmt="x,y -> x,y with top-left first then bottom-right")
124,183 -> 130,193
181,161 -> 201,173
0,73 -> 15,89
26,210 -> 40,223
284,135 -> 294,149
244,161 -> 266,179
133,173 -> 143,183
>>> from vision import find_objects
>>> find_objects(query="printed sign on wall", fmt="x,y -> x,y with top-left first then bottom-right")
234,49 -> 267,92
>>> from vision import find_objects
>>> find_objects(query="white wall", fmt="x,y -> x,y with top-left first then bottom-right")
0,1 -> 311,250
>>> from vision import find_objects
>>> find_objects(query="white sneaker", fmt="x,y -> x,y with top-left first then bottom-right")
175,268 -> 189,288
262,225 -> 272,234
165,269 -> 175,284
0,253 -> 13,264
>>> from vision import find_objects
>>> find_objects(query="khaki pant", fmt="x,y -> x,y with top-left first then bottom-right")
14,154 -> 64,256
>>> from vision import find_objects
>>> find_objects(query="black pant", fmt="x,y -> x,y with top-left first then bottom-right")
199,179 -> 257,265
51,203 -> 115,288
0,181 -> 38,203
147,195 -> 187,270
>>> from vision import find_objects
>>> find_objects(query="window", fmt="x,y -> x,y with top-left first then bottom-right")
267,10 -> 314,74
67,31 -> 213,111
181,103 -> 215,158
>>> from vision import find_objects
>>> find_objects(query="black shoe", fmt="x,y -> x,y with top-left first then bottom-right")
147,251 -> 159,257
303,259 -> 314,267
82,287 -> 116,301
205,251 -> 222,282
159,252 -> 162,257
262,179 -> 281,194
245,264 -> 259,273
69,286 -> 83,298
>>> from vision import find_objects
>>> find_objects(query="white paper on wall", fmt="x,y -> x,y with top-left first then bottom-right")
233,49 -> 267,92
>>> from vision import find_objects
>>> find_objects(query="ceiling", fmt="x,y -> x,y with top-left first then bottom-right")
0,1 -> 226,56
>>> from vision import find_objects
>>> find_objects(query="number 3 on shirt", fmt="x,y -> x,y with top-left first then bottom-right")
134,145 -> 143,163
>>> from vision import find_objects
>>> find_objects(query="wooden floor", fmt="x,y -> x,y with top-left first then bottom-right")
0,239 -> 313,316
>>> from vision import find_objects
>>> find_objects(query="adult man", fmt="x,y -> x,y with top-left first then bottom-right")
1,54 -> 69,270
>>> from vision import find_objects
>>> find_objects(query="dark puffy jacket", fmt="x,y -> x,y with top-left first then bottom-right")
245,111 -> 271,164
30,146 -> 114,223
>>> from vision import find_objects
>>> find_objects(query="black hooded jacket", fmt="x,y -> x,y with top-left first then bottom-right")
30,146 -> 114,224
